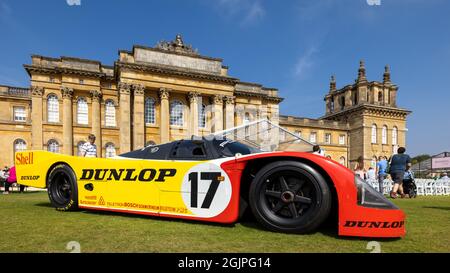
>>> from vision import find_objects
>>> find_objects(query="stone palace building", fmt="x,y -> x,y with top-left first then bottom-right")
0,35 -> 410,169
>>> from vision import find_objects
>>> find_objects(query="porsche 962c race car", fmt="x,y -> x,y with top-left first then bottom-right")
15,120 -> 405,237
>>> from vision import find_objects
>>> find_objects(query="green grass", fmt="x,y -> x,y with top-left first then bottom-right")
0,192 -> 449,253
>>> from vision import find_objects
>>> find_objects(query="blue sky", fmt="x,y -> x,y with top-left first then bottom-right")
0,0 -> 449,156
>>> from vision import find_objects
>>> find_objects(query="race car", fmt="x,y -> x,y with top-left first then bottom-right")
15,121 -> 405,238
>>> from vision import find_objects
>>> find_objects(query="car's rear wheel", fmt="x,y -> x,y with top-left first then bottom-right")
249,161 -> 331,233
47,164 -> 78,211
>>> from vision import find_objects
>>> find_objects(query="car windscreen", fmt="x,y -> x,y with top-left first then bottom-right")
215,139 -> 261,157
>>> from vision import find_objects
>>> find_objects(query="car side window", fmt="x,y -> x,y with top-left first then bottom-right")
170,141 -> 207,160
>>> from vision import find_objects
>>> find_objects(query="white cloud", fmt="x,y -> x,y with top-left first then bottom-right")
294,46 -> 319,79
216,0 -> 266,26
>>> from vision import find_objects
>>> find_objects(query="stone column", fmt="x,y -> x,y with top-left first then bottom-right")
90,90 -> 102,157
211,95 -> 224,133
224,96 -> 235,130
188,92 -> 199,137
159,88 -> 170,143
133,84 -> 145,150
31,86 -> 44,150
61,87 -> 74,155
119,82 -> 131,154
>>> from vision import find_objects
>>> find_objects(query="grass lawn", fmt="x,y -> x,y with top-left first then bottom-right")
0,192 -> 449,253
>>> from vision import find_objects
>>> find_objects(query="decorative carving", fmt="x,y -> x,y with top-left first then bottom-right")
211,95 -> 224,105
357,60 -> 367,83
90,90 -> 103,102
329,75 -> 336,92
31,86 -> 44,97
155,34 -> 198,55
383,65 -> 391,84
187,92 -> 199,104
224,96 -> 235,105
159,88 -> 170,100
133,84 -> 145,96
61,86 -> 74,99
118,82 -> 131,95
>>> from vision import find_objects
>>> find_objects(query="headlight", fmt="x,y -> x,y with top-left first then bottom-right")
354,175 -> 398,209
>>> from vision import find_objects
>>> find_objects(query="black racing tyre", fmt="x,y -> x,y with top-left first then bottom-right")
47,164 -> 78,211
249,161 -> 331,233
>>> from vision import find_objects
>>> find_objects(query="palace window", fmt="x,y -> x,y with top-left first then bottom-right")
13,106 -> 26,122
77,141 -> 86,156
392,126 -> 398,145
77,97 -> 88,125
47,94 -> 59,123
310,132 -> 317,143
105,143 -> 116,158
382,125 -> 388,144
199,104 -> 206,128
145,97 -> 156,125
371,124 -> 377,144
339,135 -> 346,145
244,112 -> 251,138
47,139 -> 59,153
325,133 -> 332,144
170,100 -> 184,126
105,100 -> 116,127
13,139 -> 27,154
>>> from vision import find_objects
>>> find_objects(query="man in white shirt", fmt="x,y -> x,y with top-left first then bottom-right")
366,167 -> 376,181
80,134 -> 97,158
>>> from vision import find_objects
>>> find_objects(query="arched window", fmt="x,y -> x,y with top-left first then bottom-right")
371,124 -> 377,144
13,139 -> 27,154
382,125 -> 388,144
105,100 -> 116,127
77,141 -> 86,156
244,112 -> 251,138
105,143 -> 116,158
145,97 -> 156,124
199,104 -> 206,128
47,94 -> 59,123
392,126 -> 398,145
47,139 -> 59,153
339,156 -> 346,166
77,97 -> 88,125
170,100 -> 184,126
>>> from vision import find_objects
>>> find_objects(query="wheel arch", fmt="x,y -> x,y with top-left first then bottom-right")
239,156 -> 339,225
46,161 -> 75,187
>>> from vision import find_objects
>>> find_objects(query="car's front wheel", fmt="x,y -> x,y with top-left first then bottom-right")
47,164 -> 79,211
249,161 -> 331,233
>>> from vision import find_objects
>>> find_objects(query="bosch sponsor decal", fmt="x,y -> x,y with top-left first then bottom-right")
79,168 -> 176,182
344,220 -> 405,229
15,152 -> 34,165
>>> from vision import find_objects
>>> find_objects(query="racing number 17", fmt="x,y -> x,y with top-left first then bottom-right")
188,172 -> 221,209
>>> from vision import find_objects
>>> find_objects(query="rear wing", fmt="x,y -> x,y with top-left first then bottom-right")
15,151 -> 72,188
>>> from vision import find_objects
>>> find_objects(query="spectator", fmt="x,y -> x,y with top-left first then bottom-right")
376,156 -> 388,194
366,167 -> 376,180
3,166 -> 26,194
389,147 -> 412,199
312,145 -> 325,157
80,134 -> 97,158
1,166 -> 10,194
440,173 -> 449,180
354,156 -> 366,180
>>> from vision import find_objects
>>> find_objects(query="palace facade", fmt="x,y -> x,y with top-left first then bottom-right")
0,35 -> 410,169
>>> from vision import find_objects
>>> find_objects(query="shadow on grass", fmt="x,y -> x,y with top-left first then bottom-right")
34,202 -> 53,208
422,206 -> 450,211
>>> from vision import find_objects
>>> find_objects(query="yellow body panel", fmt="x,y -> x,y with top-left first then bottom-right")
15,151 -> 233,219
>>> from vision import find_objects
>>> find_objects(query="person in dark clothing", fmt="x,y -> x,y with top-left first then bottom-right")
389,147 -> 412,199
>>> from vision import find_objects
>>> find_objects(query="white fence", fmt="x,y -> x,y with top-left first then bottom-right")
366,179 -> 450,196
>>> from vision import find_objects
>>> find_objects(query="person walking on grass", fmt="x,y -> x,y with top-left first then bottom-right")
376,156 -> 388,194
80,134 -> 97,158
389,147 -> 412,199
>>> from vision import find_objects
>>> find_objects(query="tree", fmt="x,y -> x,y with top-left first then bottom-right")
411,154 -> 431,165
